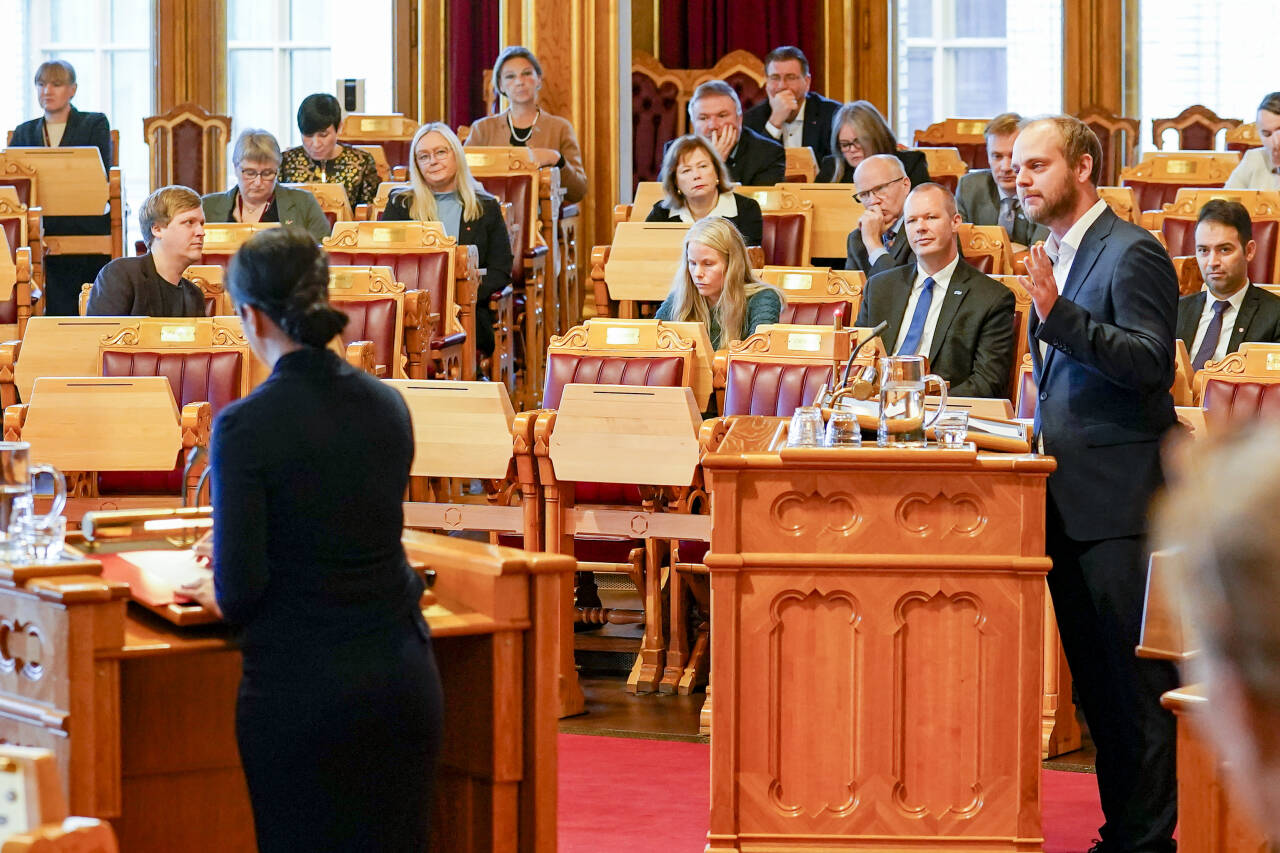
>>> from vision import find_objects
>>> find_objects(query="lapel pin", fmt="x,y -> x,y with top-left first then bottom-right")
953,290 -> 962,295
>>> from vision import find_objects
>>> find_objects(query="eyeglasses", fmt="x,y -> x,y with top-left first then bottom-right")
766,73 -> 806,85
837,138 -> 863,152
854,177 -> 906,204
415,147 -> 453,164
239,168 -> 278,182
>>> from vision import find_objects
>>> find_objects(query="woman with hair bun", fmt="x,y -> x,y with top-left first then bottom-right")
180,228 -> 443,852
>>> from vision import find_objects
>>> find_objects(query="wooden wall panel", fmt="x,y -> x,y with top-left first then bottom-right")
1062,0 -> 1135,117
153,0 -> 227,113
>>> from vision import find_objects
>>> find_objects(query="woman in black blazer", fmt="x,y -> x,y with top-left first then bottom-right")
9,60 -> 113,316
646,134 -> 764,247
816,100 -> 931,188
384,121 -> 513,357
182,229 -> 443,853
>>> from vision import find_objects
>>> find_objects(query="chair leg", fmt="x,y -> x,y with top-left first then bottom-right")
660,561 -> 688,694
627,538 -> 667,694
544,481 -> 585,718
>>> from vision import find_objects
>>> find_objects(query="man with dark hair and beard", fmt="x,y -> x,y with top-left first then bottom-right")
1014,115 -> 1180,853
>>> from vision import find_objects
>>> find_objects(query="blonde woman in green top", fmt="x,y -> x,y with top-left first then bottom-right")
655,217 -> 783,349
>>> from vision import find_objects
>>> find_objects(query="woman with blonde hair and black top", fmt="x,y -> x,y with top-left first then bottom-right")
385,122 -> 512,357
646,134 -> 763,247
654,216 -> 782,349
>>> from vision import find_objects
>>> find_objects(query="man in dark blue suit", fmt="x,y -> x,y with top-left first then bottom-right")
742,46 -> 841,164
1015,115 -> 1179,853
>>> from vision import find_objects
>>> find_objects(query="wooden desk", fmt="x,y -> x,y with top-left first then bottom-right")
700,416 -> 1054,851
0,530 -> 571,853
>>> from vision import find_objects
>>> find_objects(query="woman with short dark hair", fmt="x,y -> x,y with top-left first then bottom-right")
181,227 -> 443,852
280,93 -> 381,206
646,134 -> 763,247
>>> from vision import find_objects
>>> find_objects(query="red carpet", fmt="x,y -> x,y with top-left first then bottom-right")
559,733 -> 1104,852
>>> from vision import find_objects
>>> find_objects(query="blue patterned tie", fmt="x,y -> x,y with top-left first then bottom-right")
897,277 -> 936,355
1191,300 -> 1229,371
882,229 -> 895,249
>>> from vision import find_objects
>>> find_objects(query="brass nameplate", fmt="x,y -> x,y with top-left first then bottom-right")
330,270 -> 357,290
605,327 -> 641,346
360,118 -> 391,132
780,273 -> 813,291
465,153 -> 494,168
1166,160 -> 1193,175
203,227 -> 227,243
1267,353 -> 1280,371
373,226 -> 406,244
787,332 -> 822,352
160,325 -> 197,343
958,121 -> 986,135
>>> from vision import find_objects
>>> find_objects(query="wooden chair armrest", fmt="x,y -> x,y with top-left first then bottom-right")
391,165 -> 408,182
699,416 -> 732,454
180,402 -> 213,450
403,289 -> 427,332
747,246 -> 765,268
613,204 -> 633,228
1171,256 -> 1204,296
511,409 -> 542,489
345,340 -> 377,374
589,244 -> 612,318
4,403 -> 29,441
0,340 -> 21,410
532,409 -> 558,483
711,351 -> 729,390
354,203 -> 370,221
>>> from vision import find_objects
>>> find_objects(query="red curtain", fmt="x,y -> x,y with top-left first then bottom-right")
446,0 -> 500,129
658,0 -> 823,76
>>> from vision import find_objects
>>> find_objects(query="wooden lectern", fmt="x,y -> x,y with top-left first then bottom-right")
700,416 -> 1055,851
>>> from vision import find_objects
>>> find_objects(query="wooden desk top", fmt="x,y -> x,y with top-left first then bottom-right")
701,414 -> 1056,473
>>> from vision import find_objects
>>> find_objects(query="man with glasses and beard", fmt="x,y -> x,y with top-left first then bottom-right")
1014,115 -> 1180,853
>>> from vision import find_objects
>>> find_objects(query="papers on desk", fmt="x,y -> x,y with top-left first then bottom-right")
99,550 -> 210,607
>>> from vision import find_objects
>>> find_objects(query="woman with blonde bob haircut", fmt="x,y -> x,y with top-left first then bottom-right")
655,217 -> 782,349
646,134 -> 763,247
385,122 -> 512,356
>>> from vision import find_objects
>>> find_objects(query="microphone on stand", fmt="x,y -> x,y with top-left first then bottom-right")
834,321 -> 888,402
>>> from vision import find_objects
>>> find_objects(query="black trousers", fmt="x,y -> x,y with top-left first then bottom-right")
43,254 -> 110,316
1046,499 -> 1179,853
236,618 -> 444,853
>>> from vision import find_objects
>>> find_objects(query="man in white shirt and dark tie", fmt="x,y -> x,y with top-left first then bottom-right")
741,46 -> 841,163
1176,199 -> 1280,369
854,182 -> 1016,398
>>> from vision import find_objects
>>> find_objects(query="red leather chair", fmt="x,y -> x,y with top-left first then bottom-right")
758,266 -> 863,330
143,102 -> 233,195
632,69 -> 682,186
1152,105 -> 1242,151
1157,192 -> 1280,285
1120,152 -> 1238,212
1077,106 -> 1140,188
329,297 -> 399,377
913,119 -> 990,171
1195,347 -> 1280,431
762,212 -> 807,266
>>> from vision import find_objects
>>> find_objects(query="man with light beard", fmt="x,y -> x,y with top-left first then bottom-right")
1015,115 -> 1180,853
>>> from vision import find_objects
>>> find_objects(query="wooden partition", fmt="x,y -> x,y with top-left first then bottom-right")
0,527 -> 571,853
700,416 -> 1054,850
0,148 -> 123,260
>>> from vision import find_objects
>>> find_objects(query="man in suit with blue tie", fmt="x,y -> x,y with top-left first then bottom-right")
955,112 -> 1049,247
1015,115 -> 1179,853
855,183 -> 1016,398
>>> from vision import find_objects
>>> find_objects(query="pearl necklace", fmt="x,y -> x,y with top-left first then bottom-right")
507,108 -> 540,144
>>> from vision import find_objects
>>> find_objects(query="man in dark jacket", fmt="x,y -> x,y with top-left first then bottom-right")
686,80 -> 786,186
742,46 -> 841,163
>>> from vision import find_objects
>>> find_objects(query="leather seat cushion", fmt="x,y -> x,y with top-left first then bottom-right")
762,213 -> 805,266
333,297 -> 398,371
541,353 -> 685,409
1203,379 -> 1280,430
781,300 -> 852,327
724,361 -> 833,417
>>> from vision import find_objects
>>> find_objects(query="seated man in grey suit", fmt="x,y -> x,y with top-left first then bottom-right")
956,112 -> 1049,247
855,183 -> 1016,399
845,154 -> 915,275
1178,199 -> 1280,370
86,185 -> 206,317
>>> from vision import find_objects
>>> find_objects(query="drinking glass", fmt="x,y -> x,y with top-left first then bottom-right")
824,410 -> 862,447
787,406 -> 825,447
0,441 -> 66,562
935,409 -> 970,448
876,356 -> 948,447
27,515 -> 67,562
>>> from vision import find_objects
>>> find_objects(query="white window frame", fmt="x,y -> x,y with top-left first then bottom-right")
227,0 -> 332,148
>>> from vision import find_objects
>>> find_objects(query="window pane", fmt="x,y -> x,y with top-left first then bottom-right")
289,49 -> 331,144
902,48 -> 934,141
0,0 -> 27,135
330,0 -> 394,112
907,0 -> 932,38
1139,0 -> 1272,152
956,0 -> 1005,38
953,48 -> 1006,116
229,48 -> 275,138
290,0 -> 329,42
111,49 -> 151,220
227,0 -> 261,42
49,0 -> 96,43
111,0 -> 149,42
